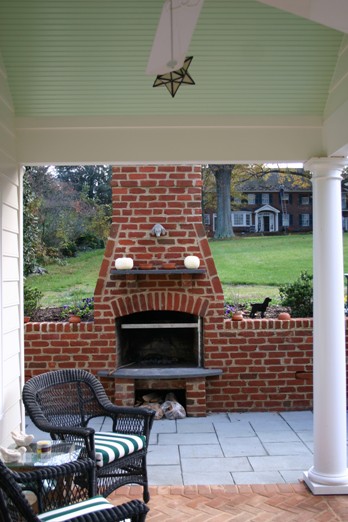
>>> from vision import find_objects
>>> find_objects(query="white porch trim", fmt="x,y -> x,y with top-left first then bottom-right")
303,157 -> 348,494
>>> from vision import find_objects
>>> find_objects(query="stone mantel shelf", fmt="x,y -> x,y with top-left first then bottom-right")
98,367 -> 222,380
110,269 -> 206,276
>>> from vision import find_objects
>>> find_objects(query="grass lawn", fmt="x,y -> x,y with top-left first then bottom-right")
210,234 -> 315,305
27,234 -> 348,308
27,249 -> 105,307
210,234 -> 315,285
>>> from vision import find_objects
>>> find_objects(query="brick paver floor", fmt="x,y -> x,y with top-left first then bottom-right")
110,482 -> 348,521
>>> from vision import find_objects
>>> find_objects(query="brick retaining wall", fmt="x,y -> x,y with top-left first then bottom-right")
24,317 -> 319,414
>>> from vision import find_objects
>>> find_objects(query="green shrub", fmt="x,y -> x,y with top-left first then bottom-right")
279,271 -> 313,317
76,234 -> 104,250
24,283 -> 42,316
60,241 -> 77,257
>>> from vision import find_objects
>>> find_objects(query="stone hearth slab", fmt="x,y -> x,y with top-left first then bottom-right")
99,368 -> 222,379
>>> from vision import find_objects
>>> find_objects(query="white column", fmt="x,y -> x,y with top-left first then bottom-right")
303,158 -> 348,494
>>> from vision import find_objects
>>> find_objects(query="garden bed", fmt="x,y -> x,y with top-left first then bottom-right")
30,307 -> 94,322
30,305 -> 290,322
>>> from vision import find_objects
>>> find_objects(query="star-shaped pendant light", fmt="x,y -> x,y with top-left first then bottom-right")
147,0 -> 204,97
153,56 -> 195,98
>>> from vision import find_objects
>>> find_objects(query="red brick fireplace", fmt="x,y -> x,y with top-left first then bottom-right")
94,165 -> 225,415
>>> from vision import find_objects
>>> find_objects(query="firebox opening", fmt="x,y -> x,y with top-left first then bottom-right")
135,388 -> 186,410
116,310 -> 202,368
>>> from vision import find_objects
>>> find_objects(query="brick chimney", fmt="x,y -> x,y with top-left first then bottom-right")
94,165 -> 225,416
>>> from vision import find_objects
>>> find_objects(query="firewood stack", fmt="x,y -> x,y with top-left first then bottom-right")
136,392 -> 186,420
136,392 -> 164,419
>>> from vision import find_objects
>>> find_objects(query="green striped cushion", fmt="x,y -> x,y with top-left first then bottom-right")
38,495 -> 114,522
94,432 -> 146,467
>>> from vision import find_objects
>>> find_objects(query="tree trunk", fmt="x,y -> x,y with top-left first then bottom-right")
214,165 -> 234,239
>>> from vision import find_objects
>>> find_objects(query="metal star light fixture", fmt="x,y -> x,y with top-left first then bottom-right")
146,0 -> 204,98
153,56 -> 195,98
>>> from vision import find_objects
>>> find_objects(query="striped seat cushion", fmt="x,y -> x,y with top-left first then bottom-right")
38,495 -> 115,522
94,432 -> 146,467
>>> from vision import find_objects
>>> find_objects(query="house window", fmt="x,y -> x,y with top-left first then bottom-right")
282,213 -> 290,226
204,214 -> 211,225
300,214 -> 310,227
248,193 -> 256,205
300,196 -> 310,205
233,213 -> 244,226
281,193 -> 289,201
232,212 -> 252,227
261,193 -> 269,205
342,194 -> 347,210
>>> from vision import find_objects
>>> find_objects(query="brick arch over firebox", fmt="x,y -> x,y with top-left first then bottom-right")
110,292 -> 212,319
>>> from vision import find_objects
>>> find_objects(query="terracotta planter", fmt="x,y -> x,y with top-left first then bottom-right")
24,316 -> 31,323
162,263 -> 176,270
278,312 -> 291,320
138,263 -> 153,270
69,315 -> 81,324
232,312 -> 244,321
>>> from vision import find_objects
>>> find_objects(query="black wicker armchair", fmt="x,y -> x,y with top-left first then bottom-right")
0,458 -> 149,522
22,369 -> 155,501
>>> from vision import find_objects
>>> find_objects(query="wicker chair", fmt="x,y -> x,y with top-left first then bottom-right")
22,369 -> 155,501
0,458 -> 149,522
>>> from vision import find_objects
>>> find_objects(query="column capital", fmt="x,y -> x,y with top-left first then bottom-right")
304,157 -> 348,176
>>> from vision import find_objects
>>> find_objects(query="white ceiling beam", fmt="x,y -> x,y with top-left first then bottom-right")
15,115 -> 323,166
256,0 -> 348,34
146,0 -> 204,75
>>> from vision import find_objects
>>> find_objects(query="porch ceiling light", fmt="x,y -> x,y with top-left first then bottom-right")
147,0 -> 203,97
152,56 -> 195,98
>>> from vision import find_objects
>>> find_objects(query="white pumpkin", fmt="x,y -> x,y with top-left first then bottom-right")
184,255 -> 200,269
115,257 -> 134,270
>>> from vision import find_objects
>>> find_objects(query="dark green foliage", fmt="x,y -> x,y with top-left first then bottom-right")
76,234 -> 104,250
23,173 -> 41,275
55,165 -> 112,204
24,283 -> 42,316
279,271 -> 313,317
60,241 -> 77,257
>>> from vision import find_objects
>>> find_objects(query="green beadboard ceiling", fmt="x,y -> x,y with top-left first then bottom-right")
0,0 -> 343,117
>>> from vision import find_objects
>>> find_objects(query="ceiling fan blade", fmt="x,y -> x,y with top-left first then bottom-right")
146,0 -> 204,76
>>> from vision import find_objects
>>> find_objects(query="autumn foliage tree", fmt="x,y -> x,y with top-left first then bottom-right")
23,165 -> 112,273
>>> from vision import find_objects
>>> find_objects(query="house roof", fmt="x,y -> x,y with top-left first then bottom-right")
236,172 -> 312,192
0,0 -> 347,164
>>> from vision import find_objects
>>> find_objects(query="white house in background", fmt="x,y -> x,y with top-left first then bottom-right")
1,0 -> 348,495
